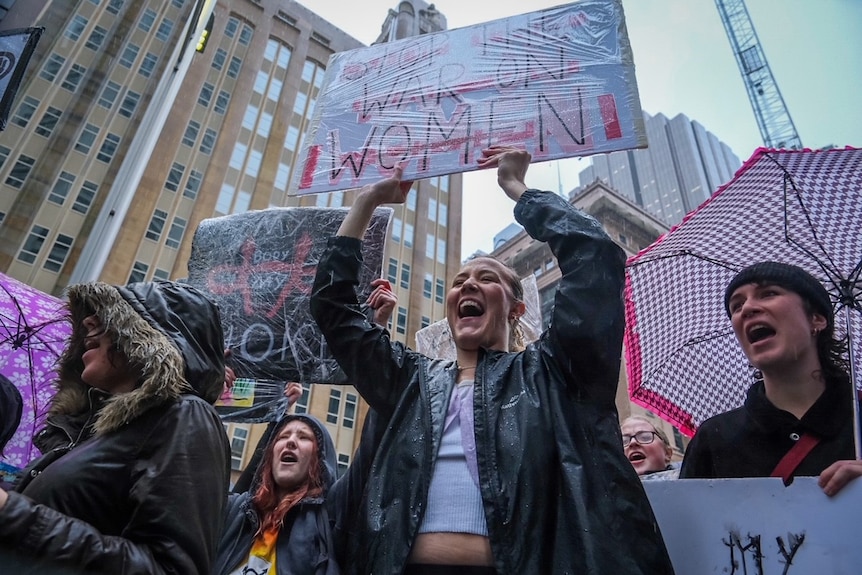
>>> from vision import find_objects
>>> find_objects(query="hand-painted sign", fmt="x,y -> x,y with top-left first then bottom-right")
645,477 -> 862,574
290,0 -> 645,195
187,206 -> 391,387
0,27 -> 43,131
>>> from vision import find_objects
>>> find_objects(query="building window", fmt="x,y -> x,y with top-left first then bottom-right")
155,18 -> 174,42
119,44 -> 139,68
400,262 -> 410,289
165,162 -> 184,192
212,48 -> 227,71
337,453 -> 350,477
106,0 -> 124,15
198,82 -> 214,107
387,258 -> 398,284
407,188 -> 417,210
436,239 -> 446,264
97,133 -> 121,163
72,181 -> 98,214
5,154 -> 35,188
225,17 -> 239,38
61,63 -> 87,92
327,388 -> 342,424
0,145 -> 8,168
146,209 -> 168,241
153,268 -> 170,281
75,123 -> 99,154
391,217 -> 402,243
425,233 -> 434,259
311,32 -> 330,46
98,80 -> 121,108
229,425 -> 248,471
294,384 -> 310,414
17,225 -> 49,264
44,234 -> 74,273
138,52 -> 158,77
429,198 -> 437,223
439,203 -> 447,226
214,90 -> 230,115
49,171 -> 76,205
184,169 -> 202,199
423,274 -> 432,299
227,56 -> 242,79
396,306 -> 407,335
165,217 -> 186,249
129,261 -> 148,283
85,25 -> 108,51
37,105 -> 64,137
12,96 -> 39,128
672,427 -> 685,452
344,393 -> 357,429
138,8 -> 157,32
119,90 -> 140,118
65,15 -> 88,41
435,279 -> 445,304
182,121 -> 200,147
200,128 -> 216,154
421,316 -> 430,328
239,24 -> 253,46
404,223 -> 414,248
40,54 -> 65,81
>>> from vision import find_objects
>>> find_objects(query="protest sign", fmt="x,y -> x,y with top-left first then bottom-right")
645,477 -> 862,574
187,207 -> 392,406
0,27 -> 43,131
290,0 -> 645,195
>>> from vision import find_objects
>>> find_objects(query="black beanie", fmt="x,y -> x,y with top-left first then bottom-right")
724,262 -> 833,326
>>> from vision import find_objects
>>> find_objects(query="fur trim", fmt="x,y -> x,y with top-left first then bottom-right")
53,283 -> 189,435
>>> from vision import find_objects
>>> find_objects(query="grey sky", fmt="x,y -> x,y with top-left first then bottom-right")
301,0 -> 862,255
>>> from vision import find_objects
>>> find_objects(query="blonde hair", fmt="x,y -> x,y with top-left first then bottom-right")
622,415 -> 671,448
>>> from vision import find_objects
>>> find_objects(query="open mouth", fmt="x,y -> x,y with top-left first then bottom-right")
459,300 -> 484,318
747,324 -> 775,344
628,452 -> 646,463
280,453 -> 298,463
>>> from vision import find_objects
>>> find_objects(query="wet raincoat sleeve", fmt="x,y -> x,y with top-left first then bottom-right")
310,236 -> 415,416
515,189 -> 626,406
0,397 -> 228,575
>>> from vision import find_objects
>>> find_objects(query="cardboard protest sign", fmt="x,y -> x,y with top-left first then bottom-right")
290,0 -> 645,195
0,27 -> 43,131
645,477 -> 862,574
187,207 -> 392,415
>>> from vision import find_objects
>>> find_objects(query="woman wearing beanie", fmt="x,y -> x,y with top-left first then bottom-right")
0,281 -> 230,574
680,261 -> 862,495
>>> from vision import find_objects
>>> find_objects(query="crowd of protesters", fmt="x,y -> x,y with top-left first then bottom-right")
0,149 -> 859,574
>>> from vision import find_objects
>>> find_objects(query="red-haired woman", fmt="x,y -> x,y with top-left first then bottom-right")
213,407 -> 338,575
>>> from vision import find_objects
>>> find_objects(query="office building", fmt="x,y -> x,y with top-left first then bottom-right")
577,111 -> 742,226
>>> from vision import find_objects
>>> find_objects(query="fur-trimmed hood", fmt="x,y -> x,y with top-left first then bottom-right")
50,281 -> 225,435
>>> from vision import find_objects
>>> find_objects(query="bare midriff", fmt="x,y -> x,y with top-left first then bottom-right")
408,533 -> 494,566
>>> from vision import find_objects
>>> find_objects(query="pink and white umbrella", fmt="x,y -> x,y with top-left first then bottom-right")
0,273 -> 69,472
624,147 -> 862,436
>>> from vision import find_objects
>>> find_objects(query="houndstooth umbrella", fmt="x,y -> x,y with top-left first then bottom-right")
624,146 -> 862,437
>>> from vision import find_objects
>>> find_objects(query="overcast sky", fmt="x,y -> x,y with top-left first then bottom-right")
300,0 -> 862,256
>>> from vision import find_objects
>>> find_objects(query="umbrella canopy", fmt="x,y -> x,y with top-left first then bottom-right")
0,273 -> 69,469
624,147 -> 862,436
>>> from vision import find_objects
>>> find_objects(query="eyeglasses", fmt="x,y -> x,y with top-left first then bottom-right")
622,430 -> 659,448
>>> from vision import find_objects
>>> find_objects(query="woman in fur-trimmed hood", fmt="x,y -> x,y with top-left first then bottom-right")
0,280 -> 231,575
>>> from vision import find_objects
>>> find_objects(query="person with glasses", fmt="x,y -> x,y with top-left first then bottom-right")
621,416 -> 680,480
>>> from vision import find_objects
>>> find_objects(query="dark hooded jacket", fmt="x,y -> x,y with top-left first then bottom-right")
311,189 -> 674,574
0,281 -> 230,575
213,413 -> 339,575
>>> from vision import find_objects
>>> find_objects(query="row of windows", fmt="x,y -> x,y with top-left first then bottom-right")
16,226 -> 75,274
145,209 -> 187,249
128,260 -> 170,283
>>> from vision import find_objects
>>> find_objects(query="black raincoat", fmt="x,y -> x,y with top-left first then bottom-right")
213,413 -> 340,575
311,189 -> 674,574
0,281 -> 230,575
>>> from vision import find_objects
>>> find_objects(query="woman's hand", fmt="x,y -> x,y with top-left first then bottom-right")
818,459 -> 862,496
477,146 -> 531,202
336,166 -> 413,239
284,381 -> 303,409
366,279 -> 397,327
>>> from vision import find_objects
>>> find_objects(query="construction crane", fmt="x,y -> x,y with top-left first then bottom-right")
715,0 -> 802,150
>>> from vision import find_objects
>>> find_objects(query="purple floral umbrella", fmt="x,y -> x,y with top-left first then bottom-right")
0,273 -> 69,473
624,147 -> 862,437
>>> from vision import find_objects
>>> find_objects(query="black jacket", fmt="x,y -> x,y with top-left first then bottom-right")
311,189 -> 674,574
0,281 -> 230,575
213,413 -> 340,575
680,377 -> 856,479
